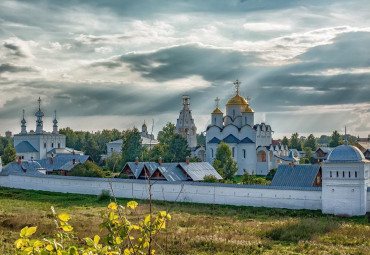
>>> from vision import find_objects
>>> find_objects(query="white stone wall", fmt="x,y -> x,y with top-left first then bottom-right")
0,174 -> 322,211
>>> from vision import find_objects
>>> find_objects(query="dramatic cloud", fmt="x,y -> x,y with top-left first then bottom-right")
0,0 -> 369,138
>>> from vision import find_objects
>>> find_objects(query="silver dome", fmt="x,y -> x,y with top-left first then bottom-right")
326,145 -> 365,163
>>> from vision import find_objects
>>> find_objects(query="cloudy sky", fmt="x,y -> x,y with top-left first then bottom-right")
0,0 -> 369,138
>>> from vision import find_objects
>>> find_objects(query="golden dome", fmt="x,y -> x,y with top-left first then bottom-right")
212,107 -> 223,114
226,94 -> 248,106
142,122 -> 147,128
242,106 -> 254,113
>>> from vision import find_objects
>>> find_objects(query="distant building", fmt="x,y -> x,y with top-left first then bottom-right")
106,122 -> 159,157
13,98 -> 82,161
314,147 -> 334,163
175,95 -> 197,149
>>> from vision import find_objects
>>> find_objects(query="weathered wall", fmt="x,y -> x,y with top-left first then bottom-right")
0,174 -> 322,210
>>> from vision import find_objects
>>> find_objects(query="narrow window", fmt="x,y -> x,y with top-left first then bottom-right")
58,143 -> 60,148
111,148 -> 113,152
211,148 -> 214,158
355,171 -> 358,178
243,149 -> 246,158
51,143 -> 54,148
330,171 -> 332,178
336,171 -> 339,177
232,147 -> 235,157
245,117 -> 247,123
44,143 -> 46,148
349,172 -> 351,178
233,109 -> 235,118
343,171 -> 345,178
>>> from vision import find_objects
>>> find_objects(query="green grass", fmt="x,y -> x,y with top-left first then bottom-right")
1,187 -> 369,254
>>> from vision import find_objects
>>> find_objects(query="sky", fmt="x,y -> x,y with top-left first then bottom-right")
0,0 -> 369,139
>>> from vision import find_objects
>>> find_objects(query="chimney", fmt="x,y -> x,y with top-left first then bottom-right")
135,157 -> 139,165
72,158 -> 75,165
158,157 -> 162,166
290,161 -> 295,167
72,150 -> 75,155
186,156 -> 190,165
50,153 -> 54,164
18,156 -> 22,165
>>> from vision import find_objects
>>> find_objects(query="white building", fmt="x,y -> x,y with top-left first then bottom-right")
175,95 -> 197,149
106,123 -> 159,157
13,98 -> 70,161
206,80 -> 292,175
322,140 -> 370,216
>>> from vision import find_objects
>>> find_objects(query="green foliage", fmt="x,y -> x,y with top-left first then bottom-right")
168,134 -> 190,162
121,128 -> 144,163
290,133 -> 302,150
97,190 -> 111,201
0,136 -> 11,156
304,134 -> 318,151
329,130 -> 344,147
242,172 -> 271,185
266,168 -> 277,181
2,145 -> 16,165
303,147 -> 314,164
213,142 -> 237,180
317,135 -> 331,145
70,161 -> 105,178
104,151 -> 124,172
196,132 -> 206,146
83,138 -> 101,162
203,174 -> 219,183
146,144 -> 165,162
157,122 -> 175,145
14,201 -> 171,254
281,136 -> 289,147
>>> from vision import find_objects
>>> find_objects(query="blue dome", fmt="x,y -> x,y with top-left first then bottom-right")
326,145 -> 365,163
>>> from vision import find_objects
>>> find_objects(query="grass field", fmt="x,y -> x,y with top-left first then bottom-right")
0,187 -> 369,254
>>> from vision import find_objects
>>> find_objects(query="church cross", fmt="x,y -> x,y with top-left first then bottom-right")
215,97 -> 220,108
246,96 -> 251,102
234,80 -> 241,94
54,110 -> 57,119
22,109 -> 25,119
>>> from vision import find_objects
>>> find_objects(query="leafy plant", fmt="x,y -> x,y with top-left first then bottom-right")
14,201 -> 171,254
97,189 -> 111,201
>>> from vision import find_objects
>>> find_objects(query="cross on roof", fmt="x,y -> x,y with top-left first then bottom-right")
215,97 -> 220,108
234,79 -> 241,94
22,109 -> 25,119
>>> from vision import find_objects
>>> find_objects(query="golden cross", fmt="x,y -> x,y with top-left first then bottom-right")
215,97 -> 220,108
234,80 -> 241,94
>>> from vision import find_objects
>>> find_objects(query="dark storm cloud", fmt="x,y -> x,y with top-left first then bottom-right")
2,42 -> 27,58
120,44 -> 259,82
0,63 -> 37,74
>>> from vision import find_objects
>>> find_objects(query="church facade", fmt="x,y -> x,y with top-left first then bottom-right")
13,98 -> 82,161
206,80 -> 292,175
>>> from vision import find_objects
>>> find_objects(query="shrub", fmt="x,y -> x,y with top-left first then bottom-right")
70,161 -> 105,178
242,172 -> 271,185
97,189 -> 111,201
14,201 -> 171,254
266,168 -> 277,181
203,174 -> 219,183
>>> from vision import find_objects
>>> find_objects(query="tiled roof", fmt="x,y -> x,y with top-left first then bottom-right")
0,161 -> 45,176
178,162 -> 223,181
37,154 -> 91,171
15,141 -> 38,153
271,164 -> 321,187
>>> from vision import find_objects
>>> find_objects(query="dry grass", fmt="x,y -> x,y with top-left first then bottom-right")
0,187 -> 369,254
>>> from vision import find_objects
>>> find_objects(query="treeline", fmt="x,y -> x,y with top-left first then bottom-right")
281,130 -> 362,152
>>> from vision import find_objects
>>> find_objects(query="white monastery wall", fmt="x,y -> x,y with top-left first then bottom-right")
0,174 -> 322,210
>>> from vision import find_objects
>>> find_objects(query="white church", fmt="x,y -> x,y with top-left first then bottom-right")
206,80 -> 295,175
13,98 -> 81,161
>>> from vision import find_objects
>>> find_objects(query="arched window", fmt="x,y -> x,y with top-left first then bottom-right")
330,171 -> 332,178
211,148 -> 214,158
232,147 -> 235,157
243,149 -> 246,158
51,143 -> 54,148
214,117 -> 216,123
336,171 -> 339,177
257,151 -> 266,162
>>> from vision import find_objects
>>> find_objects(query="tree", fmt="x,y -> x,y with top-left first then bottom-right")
203,174 -> 219,183
304,134 -> 317,151
121,128 -> 144,163
213,142 -> 237,180
290,133 -> 302,150
329,130 -> 343,147
317,135 -> 331,145
147,144 -> 165,162
266,168 -> 277,181
157,122 -> 175,145
303,147 -> 314,164
83,138 -> 100,162
2,145 -> 16,165
104,151 -> 124,172
281,136 -> 289,147
70,161 -> 105,177
196,132 -> 206,146
168,134 -> 190,162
